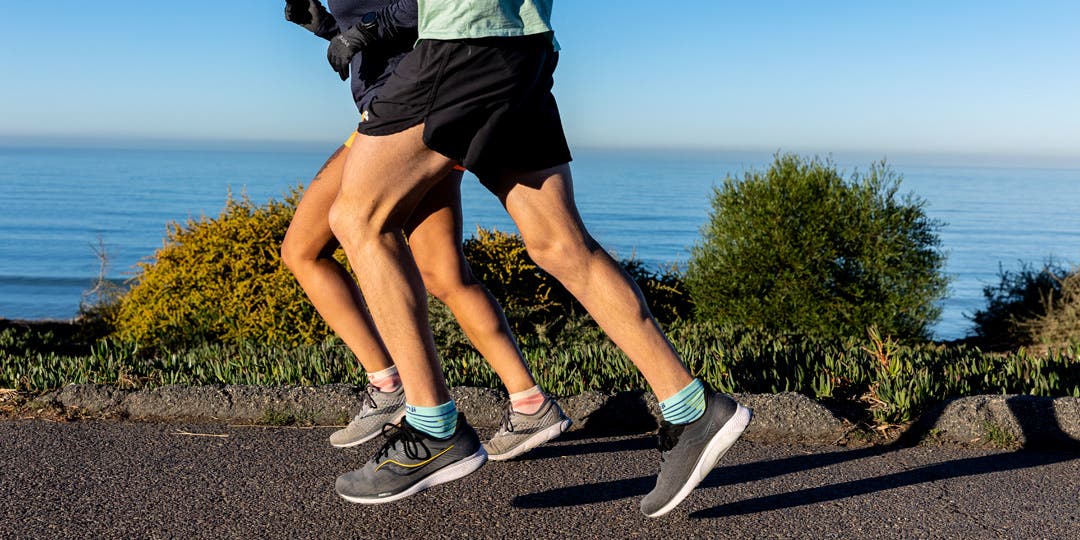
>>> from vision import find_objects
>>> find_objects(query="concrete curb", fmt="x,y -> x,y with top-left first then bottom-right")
913,395 -> 1080,449
27,384 -> 1080,449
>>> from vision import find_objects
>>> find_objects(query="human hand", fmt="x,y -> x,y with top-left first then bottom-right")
285,0 -> 333,35
326,22 -> 377,80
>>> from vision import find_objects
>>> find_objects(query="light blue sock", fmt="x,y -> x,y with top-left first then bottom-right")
405,400 -> 458,439
659,379 -> 706,425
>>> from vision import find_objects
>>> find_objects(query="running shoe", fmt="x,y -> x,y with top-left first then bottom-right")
640,391 -> 752,517
335,414 -> 488,504
329,384 -> 406,448
483,398 -> 572,461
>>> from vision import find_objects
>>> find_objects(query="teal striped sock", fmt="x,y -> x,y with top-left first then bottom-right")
659,379 -> 706,425
405,400 -> 458,439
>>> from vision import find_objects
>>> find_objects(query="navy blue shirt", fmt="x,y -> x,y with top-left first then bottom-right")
326,0 -> 418,113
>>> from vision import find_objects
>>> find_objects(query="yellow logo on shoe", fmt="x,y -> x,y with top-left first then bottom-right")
376,445 -> 454,471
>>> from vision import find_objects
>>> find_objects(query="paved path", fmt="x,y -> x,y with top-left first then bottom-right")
2,419 -> 1077,539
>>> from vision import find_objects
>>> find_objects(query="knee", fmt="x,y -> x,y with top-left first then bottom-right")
419,261 -> 473,302
327,199 -> 368,249
279,240 -> 300,273
524,235 -> 597,280
280,233 -> 312,275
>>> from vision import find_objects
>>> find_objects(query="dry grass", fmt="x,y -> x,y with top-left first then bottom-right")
1025,269 -> 1080,351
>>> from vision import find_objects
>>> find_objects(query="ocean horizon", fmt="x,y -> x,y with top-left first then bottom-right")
3,142 -> 1079,341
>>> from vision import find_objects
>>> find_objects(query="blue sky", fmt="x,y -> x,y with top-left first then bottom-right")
1,1 -> 1078,160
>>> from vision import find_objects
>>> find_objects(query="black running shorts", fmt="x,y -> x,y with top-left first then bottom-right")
357,34 -> 572,184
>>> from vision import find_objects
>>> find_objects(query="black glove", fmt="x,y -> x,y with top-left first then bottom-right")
326,19 -> 377,81
285,0 -> 339,40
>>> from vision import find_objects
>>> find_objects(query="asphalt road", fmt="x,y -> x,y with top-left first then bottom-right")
2,419 -> 1077,539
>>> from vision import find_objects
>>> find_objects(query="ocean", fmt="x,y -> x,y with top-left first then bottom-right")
2,144 -> 1079,341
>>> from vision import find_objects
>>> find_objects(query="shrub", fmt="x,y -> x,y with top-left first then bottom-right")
460,227 -> 573,333
687,154 -> 948,342
622,260 -> 695,324
456,226 -> 693,344
971,261 -> 1080,350
1033,269 -> 1080,347
109,190 -> 691,352
111,187 -> 332,348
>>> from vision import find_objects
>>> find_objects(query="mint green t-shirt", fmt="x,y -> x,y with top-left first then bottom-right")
418,0 -> 558,47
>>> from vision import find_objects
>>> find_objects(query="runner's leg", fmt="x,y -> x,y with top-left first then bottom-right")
328,124 -> 458,408
489,163 -> 694,401
280,143 -> 393,371
404,171 -> 537,395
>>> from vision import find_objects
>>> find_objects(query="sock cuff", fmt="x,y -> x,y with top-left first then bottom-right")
406,400 -> 458,438
508,385 -> 544,402
366,365 -> 399,382
659,379 -> 706,425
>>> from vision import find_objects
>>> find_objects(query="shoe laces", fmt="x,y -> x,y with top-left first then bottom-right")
498,402 -> 517,434
346,384 -> 381,426
376,421 -> 431,462
656,421 -> 685,460
359,384 -> 379,410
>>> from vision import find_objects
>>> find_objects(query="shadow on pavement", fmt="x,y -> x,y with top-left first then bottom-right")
513,396 -> 1079,511
513,432 -> 655,462
511,444 -> 893,509
513,443 -> 1077,511
688,395 -> 1079,518
690,450 -> 1077,519
512,472 -> 655,508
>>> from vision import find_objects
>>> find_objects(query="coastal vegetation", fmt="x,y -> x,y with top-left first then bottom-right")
687,155 -> 947,341
970,261 -> 1080,352
2,154 -> 1077,428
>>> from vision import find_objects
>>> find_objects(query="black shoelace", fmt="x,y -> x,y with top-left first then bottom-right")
359,384 -> 380,411
498,402 -> 516,433
656,421 -> 686,461
375,421 -> 431,462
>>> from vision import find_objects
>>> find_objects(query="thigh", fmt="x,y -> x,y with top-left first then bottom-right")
403,170 -> 469,272
337,124 -> 458,230
492,164 -> 590,249
284,143 -> 349,258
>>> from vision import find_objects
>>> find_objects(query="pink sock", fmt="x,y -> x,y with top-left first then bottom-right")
367,365 -> 401,393
509,385 -> 546,415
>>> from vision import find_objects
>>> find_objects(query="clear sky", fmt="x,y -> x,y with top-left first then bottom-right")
1,1 -> 1078,160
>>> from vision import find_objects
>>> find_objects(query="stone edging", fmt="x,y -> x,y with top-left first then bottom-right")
25,384 -> 1080,449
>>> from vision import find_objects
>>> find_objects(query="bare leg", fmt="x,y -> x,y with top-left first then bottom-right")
405,172 -> 537,395
280,144 -> 392,371
328,125 -> 457,408
490,164 -> 693,401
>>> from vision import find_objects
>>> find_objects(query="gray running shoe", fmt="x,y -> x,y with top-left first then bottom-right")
640,391 -> 752,517
329,384 -> 406,448
335,413 -> 488,504
483,398 -> 572,461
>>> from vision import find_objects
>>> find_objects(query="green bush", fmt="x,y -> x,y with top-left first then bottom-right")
970,261 -> 1079,351
687,154 -> 948,342
111,187 -> 332,348
460,226 -> 572,334
622,260 -> 694,324
109,189 -> 691,352
455,226 -> 692,345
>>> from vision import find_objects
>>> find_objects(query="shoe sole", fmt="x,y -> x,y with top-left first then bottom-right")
644,404 -> 752,518
329,408 -> 407,448
336,447 -> 489,505
486,417 -> 572,461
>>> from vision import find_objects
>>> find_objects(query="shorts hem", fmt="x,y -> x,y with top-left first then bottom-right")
356,116 -> 426,137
